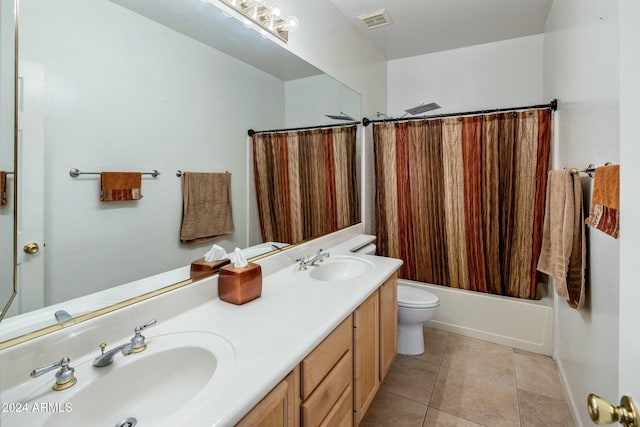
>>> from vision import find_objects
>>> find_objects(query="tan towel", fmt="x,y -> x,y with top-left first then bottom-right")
100,172 -> 143,201
585,164 -> 619,238
537,169 -> 585,309
180,172 -> 234,243
0,171 -> 6,206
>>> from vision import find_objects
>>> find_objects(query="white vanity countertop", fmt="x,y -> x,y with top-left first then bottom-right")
157,239 -> 400,426
0,229 -> 401,427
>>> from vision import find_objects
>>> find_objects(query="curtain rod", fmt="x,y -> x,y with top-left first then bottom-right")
248,122 -> 359,136
361,99 -> 558,127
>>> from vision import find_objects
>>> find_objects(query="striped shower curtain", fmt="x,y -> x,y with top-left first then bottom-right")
374,110 -> 551,299
252,125 -> 360,245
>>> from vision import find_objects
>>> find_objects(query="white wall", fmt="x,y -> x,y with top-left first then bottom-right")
543,1 -> 620,425
277,0 -> 387,119
20,0 -> 285,304
387,34 -> 544,116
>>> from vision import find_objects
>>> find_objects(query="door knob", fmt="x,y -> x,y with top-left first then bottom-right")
588,394 -> 638,426
23,242 -> 40,255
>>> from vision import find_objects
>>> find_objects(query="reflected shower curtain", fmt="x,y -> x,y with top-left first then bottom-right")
374,110 -> 551,299
252,126 -> 359,245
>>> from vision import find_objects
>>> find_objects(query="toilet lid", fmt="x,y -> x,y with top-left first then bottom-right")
397,285 -> 440,308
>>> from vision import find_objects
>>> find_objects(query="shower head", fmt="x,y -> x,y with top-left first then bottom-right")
325,112 -> 356,121
404,102 -> 441,115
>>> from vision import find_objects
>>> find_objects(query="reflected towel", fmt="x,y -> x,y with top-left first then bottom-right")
180,172 -> 234,243
585,164 -> 619,238
0,171 -> 6,206
537,169 -> 585,309
100,172 -> 142,201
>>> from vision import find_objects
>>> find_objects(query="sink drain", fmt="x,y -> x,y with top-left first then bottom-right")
115,417 -> 137,427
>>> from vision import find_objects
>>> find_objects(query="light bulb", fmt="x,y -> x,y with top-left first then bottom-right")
269,3 -> 283,17
285,16 -> 299,32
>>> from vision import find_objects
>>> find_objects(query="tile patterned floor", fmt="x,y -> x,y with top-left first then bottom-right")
361,327 -> 574,427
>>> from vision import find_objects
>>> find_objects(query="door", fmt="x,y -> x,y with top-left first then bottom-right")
13,60 -> 45,315
589,3 -> 640,425
618,0 -> 640,413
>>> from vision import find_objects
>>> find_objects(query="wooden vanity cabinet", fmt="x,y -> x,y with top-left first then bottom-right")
237,367 -> 300,427
300,317 -> 353,427
238,270 -> 399,427
353,292 -> 380,425
379,273 -> 398,381
353,273 -> 398,426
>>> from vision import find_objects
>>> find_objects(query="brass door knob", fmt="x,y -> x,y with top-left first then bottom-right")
588,394 -> 638,426
23,242 -> 40,255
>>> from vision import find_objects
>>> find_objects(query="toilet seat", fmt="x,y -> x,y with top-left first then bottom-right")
397,285 -> 439,309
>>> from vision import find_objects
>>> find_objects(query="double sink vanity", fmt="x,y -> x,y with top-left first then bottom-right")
0,226 -> 402,426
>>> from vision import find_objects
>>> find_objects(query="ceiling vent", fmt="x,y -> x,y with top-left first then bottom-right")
357,9 -> 393,30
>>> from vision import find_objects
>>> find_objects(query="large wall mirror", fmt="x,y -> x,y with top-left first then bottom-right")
0,0 -> 16,321
0,0 -> 361,344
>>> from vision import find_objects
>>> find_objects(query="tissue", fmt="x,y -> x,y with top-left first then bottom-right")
204,244 -> 227,262
231,247 -> 248,268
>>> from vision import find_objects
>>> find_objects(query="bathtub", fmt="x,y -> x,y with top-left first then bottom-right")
398,279 -> 553,355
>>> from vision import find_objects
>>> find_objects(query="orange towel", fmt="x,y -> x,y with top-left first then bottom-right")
585,164 -> 619,238
180,172 -> 235,243
100,172 -> 143,201
0,171 -> 6,206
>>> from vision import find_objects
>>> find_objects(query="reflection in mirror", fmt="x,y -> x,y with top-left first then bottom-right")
0,0 -> 361,344
0,0 -> 16,320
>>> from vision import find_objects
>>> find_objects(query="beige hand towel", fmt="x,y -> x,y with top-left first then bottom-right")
585,164 -> 619,238
0,171 -> 6,206
537,169 -> 585,309
100,172 -> 143,201
180,172 -> 235,244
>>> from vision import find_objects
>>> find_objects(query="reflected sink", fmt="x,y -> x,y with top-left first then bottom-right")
309,256 -> 374,282
1,331 -> 235,427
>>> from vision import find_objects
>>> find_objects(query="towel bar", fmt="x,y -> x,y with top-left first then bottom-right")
176,170 -> 230,177
69,168 -> 160,178
570,162 -> 612,178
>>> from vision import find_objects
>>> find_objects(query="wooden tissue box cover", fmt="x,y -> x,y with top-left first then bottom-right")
190,258 -> 230,279
218,262 -> 262,305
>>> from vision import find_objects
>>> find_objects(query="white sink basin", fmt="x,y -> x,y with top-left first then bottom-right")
309,256 -> 374,282
1,331 -> 235,427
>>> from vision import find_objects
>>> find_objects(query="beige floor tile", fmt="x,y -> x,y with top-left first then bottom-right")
423,408 -> 485,426
382,355 -> 439,404
514,350 -> 566,400
518,389 -> 574,427
441,334 -> 515,380
360,388 -> 428,427
430,367 -> 519,427
415,327 -> 450,365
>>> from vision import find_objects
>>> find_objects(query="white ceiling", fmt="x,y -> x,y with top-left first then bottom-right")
330,0 -> 554,60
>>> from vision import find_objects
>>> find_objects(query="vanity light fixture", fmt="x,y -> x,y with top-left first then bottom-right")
216,0 -> 299,42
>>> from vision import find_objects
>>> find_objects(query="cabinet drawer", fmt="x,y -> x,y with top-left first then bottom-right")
301,316 -> 352,400
319,385 -> 352,427
301,349 -> 352,427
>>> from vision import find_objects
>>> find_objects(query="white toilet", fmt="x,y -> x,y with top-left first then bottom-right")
397,284 -> 440,355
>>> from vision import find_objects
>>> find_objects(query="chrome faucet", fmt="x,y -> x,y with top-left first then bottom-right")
93,342 -> 134,367
31,357 -> 77,391
296,249 -> 330,270
93,319 -> 156,368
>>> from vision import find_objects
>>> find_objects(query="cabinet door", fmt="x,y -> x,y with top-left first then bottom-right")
237,368 -> 299,427
353,291 -> 379,426
379,273 -> 398,381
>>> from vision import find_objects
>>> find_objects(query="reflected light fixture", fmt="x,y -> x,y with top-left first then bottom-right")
217,0 -> 299,42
